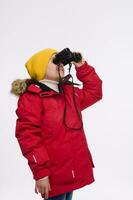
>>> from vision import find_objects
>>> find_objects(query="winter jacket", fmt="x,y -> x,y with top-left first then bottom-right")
13,60 -> 103,198
35,78 -> 60,181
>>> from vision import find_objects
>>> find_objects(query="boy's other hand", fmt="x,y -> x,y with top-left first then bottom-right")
35,177 -> 52,199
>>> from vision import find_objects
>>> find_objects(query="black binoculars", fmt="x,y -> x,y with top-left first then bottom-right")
53,48 -> 82,66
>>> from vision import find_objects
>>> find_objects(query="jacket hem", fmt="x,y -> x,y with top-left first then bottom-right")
41,176 -> 95,198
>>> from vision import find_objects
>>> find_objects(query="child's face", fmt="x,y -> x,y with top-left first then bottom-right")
45,53 -> 65,81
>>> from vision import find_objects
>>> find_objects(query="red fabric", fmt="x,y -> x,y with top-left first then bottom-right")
15,61 -> 102,198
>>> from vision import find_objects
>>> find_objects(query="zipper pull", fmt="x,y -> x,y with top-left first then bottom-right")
33,154 -> 37,163
72,169 -> 75,178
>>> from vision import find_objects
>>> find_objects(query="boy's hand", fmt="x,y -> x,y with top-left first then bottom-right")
71,51 -> 85,68
35,177 -> 51,199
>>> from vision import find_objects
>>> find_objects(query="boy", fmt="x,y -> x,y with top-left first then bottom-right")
11,48 -> 103,200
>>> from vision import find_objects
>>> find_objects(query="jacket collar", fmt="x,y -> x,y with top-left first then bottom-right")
26,81 -> 72,96
26,83 -> 59,96
39,79 -> 60,93
26,76 -> 80,97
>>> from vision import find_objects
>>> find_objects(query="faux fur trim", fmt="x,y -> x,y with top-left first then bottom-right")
10,78 -> 31,96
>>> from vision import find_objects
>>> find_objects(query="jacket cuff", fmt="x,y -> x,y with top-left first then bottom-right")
38,176 -> 49,181
75,60 -> 90,71
33,168 -> 51,181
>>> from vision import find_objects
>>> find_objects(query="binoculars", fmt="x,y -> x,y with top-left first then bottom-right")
53,48 -> 82,66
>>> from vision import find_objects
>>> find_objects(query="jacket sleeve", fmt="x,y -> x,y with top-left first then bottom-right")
74,60 -> 103,111
15,92 -> 51,181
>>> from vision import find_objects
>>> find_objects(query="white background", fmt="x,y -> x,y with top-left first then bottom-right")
1,0 -> 133,199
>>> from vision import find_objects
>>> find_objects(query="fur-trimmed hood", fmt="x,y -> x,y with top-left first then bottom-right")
10,78 -> 32,96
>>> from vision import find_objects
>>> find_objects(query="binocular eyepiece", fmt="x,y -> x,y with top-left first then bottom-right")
53,48 -> 82,66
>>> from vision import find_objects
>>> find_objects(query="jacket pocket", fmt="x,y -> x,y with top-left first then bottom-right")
47,145 -> 75,185
49,159 -> 75,185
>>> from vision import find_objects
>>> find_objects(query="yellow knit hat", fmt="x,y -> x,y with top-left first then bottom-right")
25,48 -> 58,81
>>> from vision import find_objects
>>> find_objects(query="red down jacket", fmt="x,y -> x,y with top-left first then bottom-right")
15,61 -> 103,198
